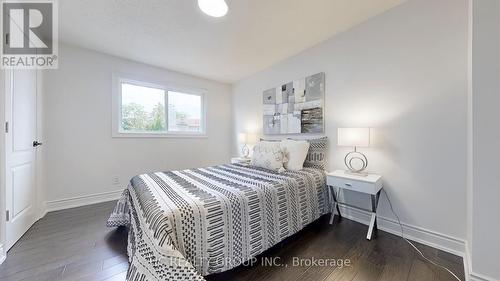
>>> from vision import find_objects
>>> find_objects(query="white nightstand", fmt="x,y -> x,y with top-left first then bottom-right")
231,157 -> 251,165
327,170 -> 383,240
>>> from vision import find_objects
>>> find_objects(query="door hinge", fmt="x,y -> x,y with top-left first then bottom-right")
5,122 -> 8,133
6,210 -> 9,222
5,33 -> 9,45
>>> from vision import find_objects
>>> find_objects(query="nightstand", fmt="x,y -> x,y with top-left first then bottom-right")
231,157 -> 251,165
327,170 -> 383,240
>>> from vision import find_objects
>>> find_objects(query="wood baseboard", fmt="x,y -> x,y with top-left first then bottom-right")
45,190 -> 123,213
337,205 -> 466,256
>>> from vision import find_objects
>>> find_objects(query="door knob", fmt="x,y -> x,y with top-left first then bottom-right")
33,141 -> 43,147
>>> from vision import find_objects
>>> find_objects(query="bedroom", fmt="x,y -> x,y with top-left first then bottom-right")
0,0 -> 498,280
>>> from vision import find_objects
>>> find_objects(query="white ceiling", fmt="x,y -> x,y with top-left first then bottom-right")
59,0 -> 405,83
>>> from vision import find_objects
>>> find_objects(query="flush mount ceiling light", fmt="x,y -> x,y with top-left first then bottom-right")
198,0 -> 228,18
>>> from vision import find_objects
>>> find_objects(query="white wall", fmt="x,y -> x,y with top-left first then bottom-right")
470,0 -> 500,280
233,0 -> 468,248
43,44 -> 232,204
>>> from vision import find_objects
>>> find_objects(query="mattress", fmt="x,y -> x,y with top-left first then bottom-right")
107,164 -> 328,281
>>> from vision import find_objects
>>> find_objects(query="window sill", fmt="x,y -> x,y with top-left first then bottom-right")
112,132 -> 208,138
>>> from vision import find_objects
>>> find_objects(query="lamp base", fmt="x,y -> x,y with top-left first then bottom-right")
344,170 -> 369,177
241,144 -> 249,158
344,149 -> 368,174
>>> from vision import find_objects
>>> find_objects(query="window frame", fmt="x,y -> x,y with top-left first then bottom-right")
112,74 -> 207,138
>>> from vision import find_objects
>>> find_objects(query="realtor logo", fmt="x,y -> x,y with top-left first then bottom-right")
1,0 -> 58,68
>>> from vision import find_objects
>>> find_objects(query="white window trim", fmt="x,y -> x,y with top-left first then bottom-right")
112,74 -> 207,138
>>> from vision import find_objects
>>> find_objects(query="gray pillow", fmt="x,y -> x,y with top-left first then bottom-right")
302,137 -> 328,170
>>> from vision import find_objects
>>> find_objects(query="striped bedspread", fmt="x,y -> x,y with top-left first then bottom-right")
107,164 -> 328,281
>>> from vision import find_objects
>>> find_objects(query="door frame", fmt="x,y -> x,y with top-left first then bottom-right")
0,69 -> 45,263
0,70 -> 6,264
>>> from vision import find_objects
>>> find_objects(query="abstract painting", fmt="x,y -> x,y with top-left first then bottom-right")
263,72 -> 324,135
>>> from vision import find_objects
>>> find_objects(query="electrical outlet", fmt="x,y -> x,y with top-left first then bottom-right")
112,177 -> 120,185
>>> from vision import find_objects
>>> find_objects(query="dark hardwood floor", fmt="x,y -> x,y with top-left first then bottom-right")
0,201 -> 465,281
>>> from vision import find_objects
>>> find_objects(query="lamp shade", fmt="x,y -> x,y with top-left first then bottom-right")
237,133 -> 247,144
238,133 -> 258,144
246,134 -> 258,144
338,128 -> 370,147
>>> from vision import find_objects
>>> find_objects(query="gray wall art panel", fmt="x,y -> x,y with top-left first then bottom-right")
263,72 -> 325,135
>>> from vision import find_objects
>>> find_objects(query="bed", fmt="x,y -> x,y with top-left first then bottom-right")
107,163 -> 329,281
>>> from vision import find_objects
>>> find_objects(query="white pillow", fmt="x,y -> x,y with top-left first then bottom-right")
280,139 -> 310,171
251,141 -> 286,172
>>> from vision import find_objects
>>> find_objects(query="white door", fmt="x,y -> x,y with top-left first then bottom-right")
5,69 -> 39,250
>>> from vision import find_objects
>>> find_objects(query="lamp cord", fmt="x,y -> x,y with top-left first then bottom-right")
382,189 -> 462,281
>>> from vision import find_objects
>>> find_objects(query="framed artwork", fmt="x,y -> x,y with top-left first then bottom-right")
263,72 -> 325,135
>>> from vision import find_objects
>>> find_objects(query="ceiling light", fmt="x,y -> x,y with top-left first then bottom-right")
198,0 -> 228,18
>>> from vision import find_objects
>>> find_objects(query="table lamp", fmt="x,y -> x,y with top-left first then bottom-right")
338,128 -> 370,175
238,133 -> 258,158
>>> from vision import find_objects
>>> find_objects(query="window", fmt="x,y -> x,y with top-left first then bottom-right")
121,83 -> 166,133
168,91 -> 202,133
113,76 -> 206,137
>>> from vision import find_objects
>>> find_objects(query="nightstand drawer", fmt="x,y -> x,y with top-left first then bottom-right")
327,174 -> 382,195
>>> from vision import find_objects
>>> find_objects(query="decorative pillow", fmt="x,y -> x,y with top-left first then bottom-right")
295,137 -> 328,170
251,141 -> 286,172
280,139 -> 310,171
